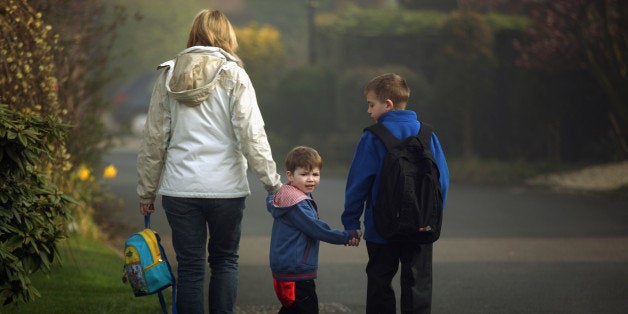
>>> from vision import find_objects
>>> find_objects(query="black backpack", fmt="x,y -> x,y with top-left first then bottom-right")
365,122 -> 443,244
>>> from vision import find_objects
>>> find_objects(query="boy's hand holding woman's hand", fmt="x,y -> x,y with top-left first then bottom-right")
347,229 -> 362,247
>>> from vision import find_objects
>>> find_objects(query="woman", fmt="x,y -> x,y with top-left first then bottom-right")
136,9 -> 282,314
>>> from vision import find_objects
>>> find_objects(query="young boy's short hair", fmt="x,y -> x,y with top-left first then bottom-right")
285,146 -> 323,173
364,73 -> 410,110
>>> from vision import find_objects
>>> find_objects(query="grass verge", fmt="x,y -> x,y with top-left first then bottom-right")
1,235 -> 173,314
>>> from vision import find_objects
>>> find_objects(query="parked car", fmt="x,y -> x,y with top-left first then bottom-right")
109,72 -> 158,136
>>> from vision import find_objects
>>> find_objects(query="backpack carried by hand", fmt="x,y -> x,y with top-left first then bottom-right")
122,215 -> 177,314
365,122 -> 443,244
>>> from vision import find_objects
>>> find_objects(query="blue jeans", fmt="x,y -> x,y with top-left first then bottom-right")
163,196 -> 245,314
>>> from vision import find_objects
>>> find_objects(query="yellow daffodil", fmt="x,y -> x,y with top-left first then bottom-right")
103,164 -> 118,179
77,166 -> 90,181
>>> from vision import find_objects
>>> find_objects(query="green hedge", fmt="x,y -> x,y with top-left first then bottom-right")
294,6 -> 617,164
317,7 -> 528,35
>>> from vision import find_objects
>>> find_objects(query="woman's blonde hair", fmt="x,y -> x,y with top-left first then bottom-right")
187,9 -> 239,56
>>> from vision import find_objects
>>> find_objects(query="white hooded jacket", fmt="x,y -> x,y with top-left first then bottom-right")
137,46 -> 282,204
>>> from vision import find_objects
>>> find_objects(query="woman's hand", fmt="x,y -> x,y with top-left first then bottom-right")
140,203 -> 155,216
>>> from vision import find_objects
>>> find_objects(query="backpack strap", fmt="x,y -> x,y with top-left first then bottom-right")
365,123 -> 401,151
417,123 -> 434,152
366,122 -> 435,152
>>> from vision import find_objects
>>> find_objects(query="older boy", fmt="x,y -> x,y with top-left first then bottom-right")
342,73 -> 450,313
267,146 -> 360,314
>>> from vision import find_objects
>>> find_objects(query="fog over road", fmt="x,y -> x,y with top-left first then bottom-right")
102,148 -> 628,313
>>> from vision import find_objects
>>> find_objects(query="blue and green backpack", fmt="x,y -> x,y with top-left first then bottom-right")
122,215 -> 177,314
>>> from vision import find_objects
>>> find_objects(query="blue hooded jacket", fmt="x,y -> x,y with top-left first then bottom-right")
267,184 -> 356,281
342,110 -> 450,244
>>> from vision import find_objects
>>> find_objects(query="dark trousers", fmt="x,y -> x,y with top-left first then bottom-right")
366,241 -> 433,314
278,280 -> 318,314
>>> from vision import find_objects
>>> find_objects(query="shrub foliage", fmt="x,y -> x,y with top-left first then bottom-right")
0,0 -> 74,306
0,105 -> 73,306
0,0 -> 61,116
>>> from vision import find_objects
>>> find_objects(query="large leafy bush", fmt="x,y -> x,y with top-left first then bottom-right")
1,1 -> 76,306
0,105 -> 73,306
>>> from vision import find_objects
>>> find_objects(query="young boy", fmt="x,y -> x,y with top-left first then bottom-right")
267,146 -> 359,314
341,73 -> 450,314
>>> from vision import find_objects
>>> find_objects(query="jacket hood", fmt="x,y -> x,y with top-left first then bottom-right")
267,184 -> 310,218
158,46 -> 240,107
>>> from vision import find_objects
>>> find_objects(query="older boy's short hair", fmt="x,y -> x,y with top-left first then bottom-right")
364,73 -> 410,110
285,146 -> 323,172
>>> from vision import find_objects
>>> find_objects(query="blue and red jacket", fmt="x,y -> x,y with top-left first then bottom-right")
267,183 -> 356,281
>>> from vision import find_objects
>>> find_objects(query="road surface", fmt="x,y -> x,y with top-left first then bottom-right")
101,149 -> 628,313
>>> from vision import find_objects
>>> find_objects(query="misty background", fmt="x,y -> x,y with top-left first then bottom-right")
2,1 -> 627,310
45,0 -> 628,177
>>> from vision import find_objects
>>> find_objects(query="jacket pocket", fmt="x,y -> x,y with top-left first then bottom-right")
300,239 -> 313,266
